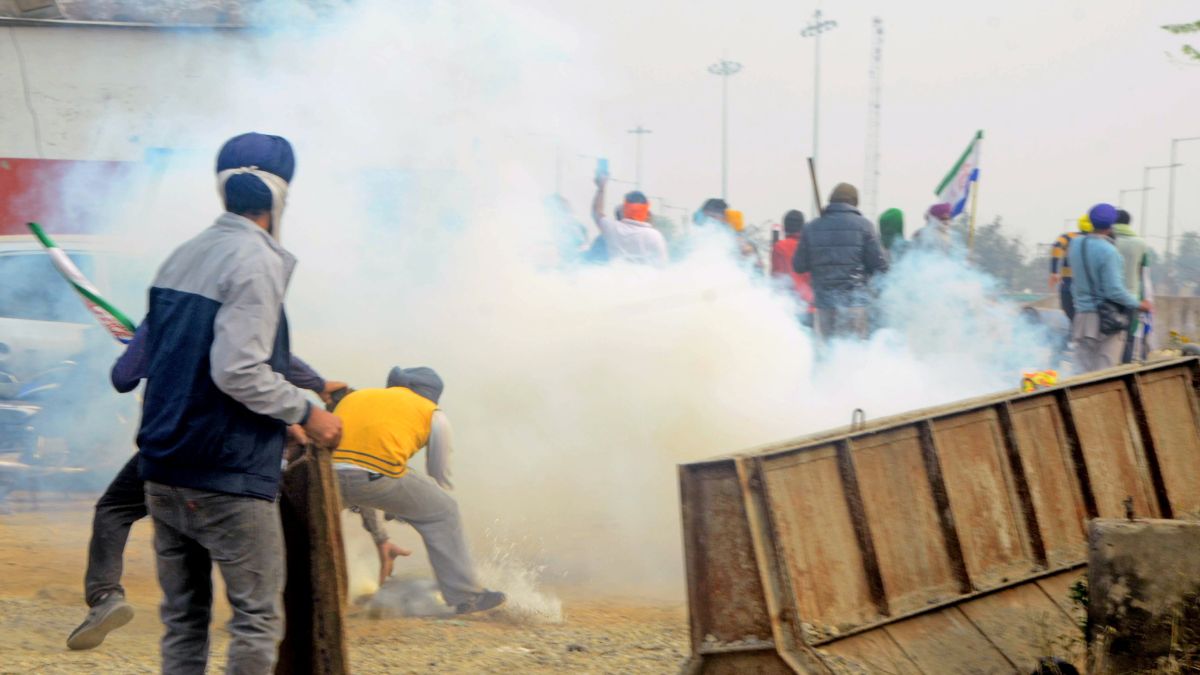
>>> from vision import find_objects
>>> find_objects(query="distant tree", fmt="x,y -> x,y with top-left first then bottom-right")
1176,232 -> 1200,295
966,217 -> 1027,290
1163,19 -> 1200,62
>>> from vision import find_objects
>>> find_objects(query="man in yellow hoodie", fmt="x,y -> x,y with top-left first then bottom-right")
333,367 -> 505,615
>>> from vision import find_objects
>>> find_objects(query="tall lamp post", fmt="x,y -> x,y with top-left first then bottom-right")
1142,163 -> 1182,238
627,125 -> 652,189
708,59 -> 742,200
1119,186 -> 1152,210
801,8 -> 837,212
1167,137 -> 1200,261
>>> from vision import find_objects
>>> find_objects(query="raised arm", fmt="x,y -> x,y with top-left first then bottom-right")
591,175 -> 607,227
425,410 -> 455,490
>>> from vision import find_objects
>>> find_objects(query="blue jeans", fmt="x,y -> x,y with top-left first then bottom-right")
144,481 -> 284,675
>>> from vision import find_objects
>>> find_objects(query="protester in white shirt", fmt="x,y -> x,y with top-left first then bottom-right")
590,175 -> 669,266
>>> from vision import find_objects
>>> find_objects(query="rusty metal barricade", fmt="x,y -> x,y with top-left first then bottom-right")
679,358 -> 1200,673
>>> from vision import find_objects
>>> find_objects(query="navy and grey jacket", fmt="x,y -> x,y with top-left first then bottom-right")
136,213 -> 311,500
792,202 -> 889,308
113,322 -> 326,396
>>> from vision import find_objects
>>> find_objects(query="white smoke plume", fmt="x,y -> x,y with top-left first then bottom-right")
12,1 -> 1054,606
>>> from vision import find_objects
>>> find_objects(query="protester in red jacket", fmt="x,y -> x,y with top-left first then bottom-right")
770,210 -> 814,323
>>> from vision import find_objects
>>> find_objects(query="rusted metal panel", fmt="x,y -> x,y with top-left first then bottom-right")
737,459 -> 832,674
1007,397 -> 1088,565
1034,570 -> 1087,625
680,460 -> 774,650
849,426 -> 960,614
685,651 -> 795,674
759,445 -> 881,634
930,410 -> 1036,589
1135,368 -> 1200,516
1067,381 -> 1160,518
881,608 -> 1015,673
679,359 -> 1200,673
818,629 -> 921,674
957,583 -> 1082,672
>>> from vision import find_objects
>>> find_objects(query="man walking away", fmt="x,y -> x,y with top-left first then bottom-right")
792,183 -> 888,341
1050,215 -> 1091,322
694,198 -> 729,228
333,367 -> 506,615
1113,209 -> 1152,362
1068,203 -> 1152,374
138,132 -> 342,675
770,210 -> 814,325
590,175 -> 668,266
878,208 -> 905,259
911,202 -> 959,253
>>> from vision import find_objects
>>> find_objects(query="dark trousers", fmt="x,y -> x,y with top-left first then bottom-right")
145,481 -> 285,675
1059,277 -> 1075,322
85,455 -> 146,606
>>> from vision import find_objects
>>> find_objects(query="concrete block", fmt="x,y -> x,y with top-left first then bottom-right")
1087,518 -> 1200,673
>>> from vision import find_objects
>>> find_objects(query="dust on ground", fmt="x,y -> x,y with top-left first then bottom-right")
0,498 -> 688,674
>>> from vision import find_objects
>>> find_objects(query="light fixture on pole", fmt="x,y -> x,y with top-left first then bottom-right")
708,59 -> 743,200
627,125 -> 652,189
801,7 -> 837,212
1141,163 -> 1182,237
1118,186 -> 1152,209
1167,137 -> 1200,261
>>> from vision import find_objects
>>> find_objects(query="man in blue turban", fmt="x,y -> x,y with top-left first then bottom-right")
134,132 -> 342,674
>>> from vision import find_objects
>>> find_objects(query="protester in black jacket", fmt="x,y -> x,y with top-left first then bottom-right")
793,183 -> 888,341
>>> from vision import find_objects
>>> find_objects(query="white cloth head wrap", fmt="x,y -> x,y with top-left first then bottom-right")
216,167 -> 290,241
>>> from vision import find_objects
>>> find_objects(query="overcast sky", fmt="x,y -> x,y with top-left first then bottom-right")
528,0 -> 1200,251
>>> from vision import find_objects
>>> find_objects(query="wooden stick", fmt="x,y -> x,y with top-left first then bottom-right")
807,157 -> 824,216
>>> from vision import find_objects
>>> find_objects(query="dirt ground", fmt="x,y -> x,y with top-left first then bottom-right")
0,498 -> 689,674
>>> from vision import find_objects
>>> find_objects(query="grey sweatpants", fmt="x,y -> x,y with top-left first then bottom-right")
144,481 -> 284,675
336,469 -> 484,606
1072,311 -> 1125,374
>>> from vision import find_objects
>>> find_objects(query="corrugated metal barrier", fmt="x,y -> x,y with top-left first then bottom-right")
679,358 -> 1200,674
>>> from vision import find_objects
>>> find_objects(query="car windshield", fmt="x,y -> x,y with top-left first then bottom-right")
0,251 -> 96,323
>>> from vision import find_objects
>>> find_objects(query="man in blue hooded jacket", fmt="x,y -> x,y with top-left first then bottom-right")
137,133 -> 342,674
1068,203 -> 1152,373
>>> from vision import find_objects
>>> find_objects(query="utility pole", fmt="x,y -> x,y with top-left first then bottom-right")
801,7 -> 837,213
863,17 -> 884,220
1167,137 -> 1200,262
708,59 -> 743,200
1119,187 -> 1152,209
1142,163 -> 1181,239
627,125 -> 652,189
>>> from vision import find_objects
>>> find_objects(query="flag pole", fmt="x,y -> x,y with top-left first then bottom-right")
966,178 -> 980,254
965,131 -> 983,254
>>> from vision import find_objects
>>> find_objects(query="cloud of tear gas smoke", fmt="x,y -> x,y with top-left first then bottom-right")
15,1 -> 1052,604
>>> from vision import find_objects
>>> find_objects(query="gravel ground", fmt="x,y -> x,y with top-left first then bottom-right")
0,501 -> 688,674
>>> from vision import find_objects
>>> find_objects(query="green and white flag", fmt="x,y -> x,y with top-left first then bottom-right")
26,222 -> 136,343
935,130 -> 983,218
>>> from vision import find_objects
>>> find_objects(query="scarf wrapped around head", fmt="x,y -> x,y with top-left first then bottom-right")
927,202 -> 953,221
386,366 -> 444,404
216,133 -> 295,240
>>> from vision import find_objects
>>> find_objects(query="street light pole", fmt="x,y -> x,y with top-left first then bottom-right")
1168,137 -> 1200,261
1119,187 -> 1152,209
1142,163 -> 1182,238
801,8 -> 837,212
708,59 -> 743,200
627,125 -> 652,189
